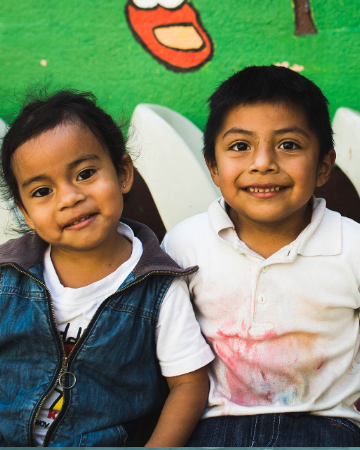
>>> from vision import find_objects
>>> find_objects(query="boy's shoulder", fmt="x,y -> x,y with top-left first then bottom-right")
341,213 -> 360,243
317,206 -> 360,257
164,197 -> 229,247
163,212 -> 211,249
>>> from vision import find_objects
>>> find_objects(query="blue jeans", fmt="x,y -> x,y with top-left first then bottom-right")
186,414 -> 360,447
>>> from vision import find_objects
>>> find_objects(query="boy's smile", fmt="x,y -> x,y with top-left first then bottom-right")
12,123 -> 133,257
207,102 -> 335,247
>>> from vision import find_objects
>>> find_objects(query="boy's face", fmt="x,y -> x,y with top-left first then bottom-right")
12,123 -> 133,253
207,101 -> 335,229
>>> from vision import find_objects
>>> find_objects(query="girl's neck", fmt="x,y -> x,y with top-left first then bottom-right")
50,232 -> 132,288
228,202 -> 313,259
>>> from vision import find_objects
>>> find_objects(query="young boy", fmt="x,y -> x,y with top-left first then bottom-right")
162,65 -> 360,446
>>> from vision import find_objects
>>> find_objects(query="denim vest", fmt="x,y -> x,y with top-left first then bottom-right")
0,219 -> 197,447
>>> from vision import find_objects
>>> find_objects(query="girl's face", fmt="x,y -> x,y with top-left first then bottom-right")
12,122 -> 133,254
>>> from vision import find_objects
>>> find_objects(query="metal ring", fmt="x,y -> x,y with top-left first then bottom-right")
59,371 -> 77,389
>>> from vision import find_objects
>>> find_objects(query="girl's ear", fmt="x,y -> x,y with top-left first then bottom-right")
205,156 -> 220,188
14,200 -> 35,230
118,154 -> 134,194
316,149 -> 336,188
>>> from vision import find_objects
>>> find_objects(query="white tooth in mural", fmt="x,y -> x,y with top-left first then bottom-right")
132,0 -> 184,8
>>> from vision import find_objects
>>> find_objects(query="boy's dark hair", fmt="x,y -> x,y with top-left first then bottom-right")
204,65 -> 334,164
1,89 -> 127,207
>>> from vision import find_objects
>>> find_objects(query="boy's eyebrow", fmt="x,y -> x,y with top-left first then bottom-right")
222,128 -> 255,139
273,126 -> 310,138
21,154 -> 101,189
222,126 -> 310,140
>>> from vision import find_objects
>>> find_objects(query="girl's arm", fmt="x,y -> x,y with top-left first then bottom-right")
145,366 -> 209,447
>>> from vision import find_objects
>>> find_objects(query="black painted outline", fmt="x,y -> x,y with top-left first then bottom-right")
124,0 -> 214,73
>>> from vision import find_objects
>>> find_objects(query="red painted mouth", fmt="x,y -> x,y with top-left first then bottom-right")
125,1 -> 214,72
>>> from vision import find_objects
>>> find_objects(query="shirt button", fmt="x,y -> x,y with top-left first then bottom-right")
258,295 -> 267,304
262,266 -> 269,273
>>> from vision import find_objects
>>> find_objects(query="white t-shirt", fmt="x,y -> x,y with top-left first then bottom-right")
162,197 -> 360,424
34,222 -> 214,445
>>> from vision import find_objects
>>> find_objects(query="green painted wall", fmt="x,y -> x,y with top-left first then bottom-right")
0,0 -> 359,130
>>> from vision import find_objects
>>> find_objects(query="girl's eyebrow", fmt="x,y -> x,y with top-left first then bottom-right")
22,174 -> 49,189
21,154 -> 101,189
67,154 -> 100,171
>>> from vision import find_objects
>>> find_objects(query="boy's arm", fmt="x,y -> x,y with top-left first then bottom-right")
145,366 -> 209,447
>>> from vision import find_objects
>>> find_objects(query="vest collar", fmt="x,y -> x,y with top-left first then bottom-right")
0,219 -> 196,277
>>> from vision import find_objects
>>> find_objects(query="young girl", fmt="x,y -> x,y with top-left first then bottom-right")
0,90 -> 213,447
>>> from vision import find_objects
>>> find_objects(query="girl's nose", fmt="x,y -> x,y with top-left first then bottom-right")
58,184 -> 86,210
249,143 -> 279,174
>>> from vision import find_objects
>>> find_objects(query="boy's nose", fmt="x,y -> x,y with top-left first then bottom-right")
58,185 -> 86,210
249,144 -> 279,174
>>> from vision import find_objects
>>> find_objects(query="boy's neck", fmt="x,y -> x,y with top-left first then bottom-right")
228,202 -> 313,259
50,232 -> 132,288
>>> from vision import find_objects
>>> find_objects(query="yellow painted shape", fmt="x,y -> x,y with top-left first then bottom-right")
153,25 -> 203,50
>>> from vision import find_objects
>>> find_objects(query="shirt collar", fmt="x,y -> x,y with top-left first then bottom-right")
208,196 -> 342,258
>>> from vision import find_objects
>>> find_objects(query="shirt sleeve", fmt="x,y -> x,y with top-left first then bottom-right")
155,277 -> 214,377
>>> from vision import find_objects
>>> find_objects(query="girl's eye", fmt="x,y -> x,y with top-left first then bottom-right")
32,187 -> 52,198
280,141 -> 298,150
230,142 -> 250,152
77,169 -> 96,181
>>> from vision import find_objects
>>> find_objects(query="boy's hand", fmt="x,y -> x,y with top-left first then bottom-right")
145,366 -> 209,447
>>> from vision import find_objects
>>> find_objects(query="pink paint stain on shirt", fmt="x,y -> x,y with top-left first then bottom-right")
212,326 -> 319,407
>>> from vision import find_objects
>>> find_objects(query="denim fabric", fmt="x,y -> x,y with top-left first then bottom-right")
0,260 -> 173,447
186,414 -> 360,447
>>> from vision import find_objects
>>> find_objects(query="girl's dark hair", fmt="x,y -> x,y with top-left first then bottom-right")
204,65 -> 334,164
1,89 -> 127,208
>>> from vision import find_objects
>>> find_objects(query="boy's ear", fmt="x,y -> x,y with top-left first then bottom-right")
118,154 -> 134,194
316,149 -> 336,188
14,200 -> 35,230
205,157 -> 220,188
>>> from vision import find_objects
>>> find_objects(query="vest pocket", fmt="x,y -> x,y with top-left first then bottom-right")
78,424 -> 128,447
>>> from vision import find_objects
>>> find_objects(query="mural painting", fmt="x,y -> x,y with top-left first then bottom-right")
0,0 -> 359,242
125,0 -> 214,72
294,0 -> 317,35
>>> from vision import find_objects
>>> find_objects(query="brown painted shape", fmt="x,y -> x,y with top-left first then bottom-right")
122,168 -> 166,242
314,167 -> 360,223
294,0 -> 317,35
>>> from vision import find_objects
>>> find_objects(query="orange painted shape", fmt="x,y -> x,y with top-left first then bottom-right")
125,1 -> 214,72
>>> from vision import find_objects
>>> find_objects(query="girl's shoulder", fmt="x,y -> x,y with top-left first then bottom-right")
0,233 -> 47,271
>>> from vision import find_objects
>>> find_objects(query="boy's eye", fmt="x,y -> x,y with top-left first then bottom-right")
77,169 -> 96,181
32,187 -> 52,198
280,141 -> 298,150
230,142 -> 250,152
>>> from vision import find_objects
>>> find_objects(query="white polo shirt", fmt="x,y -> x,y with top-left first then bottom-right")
162,197 -> 360,424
